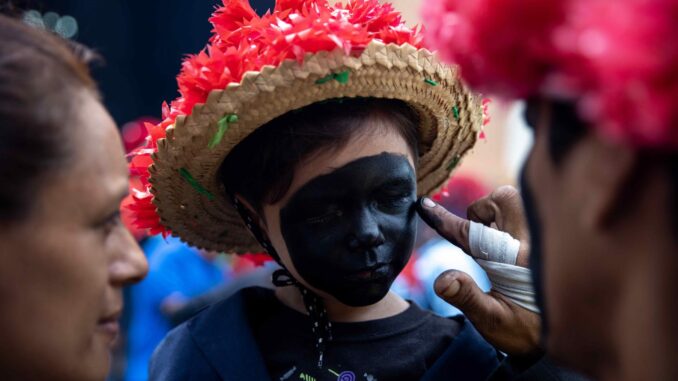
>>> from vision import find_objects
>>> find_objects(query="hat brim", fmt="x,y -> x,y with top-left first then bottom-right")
149,41 -> 482,253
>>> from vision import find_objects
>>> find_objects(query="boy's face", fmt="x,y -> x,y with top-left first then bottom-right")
262,127 -> 417,306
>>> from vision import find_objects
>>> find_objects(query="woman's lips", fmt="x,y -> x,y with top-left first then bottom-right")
97,312 -> 121,345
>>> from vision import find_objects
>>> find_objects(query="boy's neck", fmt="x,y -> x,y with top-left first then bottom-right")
275,287 -> 409,323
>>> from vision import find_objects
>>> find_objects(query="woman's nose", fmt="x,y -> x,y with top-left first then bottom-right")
347,207 -> 385,251
110,229 -> 148,286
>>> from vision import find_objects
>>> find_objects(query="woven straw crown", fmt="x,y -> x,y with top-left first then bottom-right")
126,0 -> 485,253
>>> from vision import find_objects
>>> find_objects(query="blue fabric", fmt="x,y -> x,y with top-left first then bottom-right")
415,239 -> 492,317
150,287 -> 500,381
125,236 -> 227,381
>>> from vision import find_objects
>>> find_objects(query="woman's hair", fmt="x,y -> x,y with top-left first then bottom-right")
219,97 -> 420,213
0,15 -> 99,221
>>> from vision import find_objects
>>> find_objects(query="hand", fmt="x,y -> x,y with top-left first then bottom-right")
417,186 -> 541,355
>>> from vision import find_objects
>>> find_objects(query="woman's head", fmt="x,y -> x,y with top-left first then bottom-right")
220,98 -> 420,306
0,15 -> 147,381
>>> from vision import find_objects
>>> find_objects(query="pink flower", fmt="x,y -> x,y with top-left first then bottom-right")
563,0 -> 678,148
423,0 -> 678,150
423,0 -> 566,97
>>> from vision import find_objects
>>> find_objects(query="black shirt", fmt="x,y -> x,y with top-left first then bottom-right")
246,287 -> 462,381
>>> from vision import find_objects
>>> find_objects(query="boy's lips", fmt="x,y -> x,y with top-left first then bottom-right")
345,263 -> 390,281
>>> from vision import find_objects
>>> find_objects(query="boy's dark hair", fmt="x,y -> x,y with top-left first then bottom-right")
219,97 -> 420,214
0,15 -> 99,221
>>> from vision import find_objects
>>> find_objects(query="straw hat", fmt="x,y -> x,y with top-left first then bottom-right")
126,0 -> 488,253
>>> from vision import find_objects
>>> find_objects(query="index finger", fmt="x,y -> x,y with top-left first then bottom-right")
416,197 -> 471,254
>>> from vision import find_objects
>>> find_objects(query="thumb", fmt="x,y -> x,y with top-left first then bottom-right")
434,270 -> 505,326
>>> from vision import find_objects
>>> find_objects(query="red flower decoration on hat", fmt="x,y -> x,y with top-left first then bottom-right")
423,0 -> 678,150
126,0 -> 423,238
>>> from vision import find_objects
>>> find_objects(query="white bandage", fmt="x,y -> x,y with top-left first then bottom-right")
468,221 -> 539,313
469,221 -> 520,265
475,259 -> 540,313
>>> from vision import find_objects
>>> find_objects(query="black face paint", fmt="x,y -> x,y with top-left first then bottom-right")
519,168 -> 549,340
280,153 -> 417,307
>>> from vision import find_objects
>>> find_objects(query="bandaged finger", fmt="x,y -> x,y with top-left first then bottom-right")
469,221 -> 520,265
476,259 -> 539,314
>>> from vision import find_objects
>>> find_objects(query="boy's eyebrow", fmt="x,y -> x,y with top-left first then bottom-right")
375,176 -> 414,189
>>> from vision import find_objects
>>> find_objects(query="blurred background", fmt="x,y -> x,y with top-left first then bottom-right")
1,1 -> 533,380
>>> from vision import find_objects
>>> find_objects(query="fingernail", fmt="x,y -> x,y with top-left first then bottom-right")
422,197 -> 436,208
436,277 -> 461,297
435,273 -> 460,296
445,279 -> 461,297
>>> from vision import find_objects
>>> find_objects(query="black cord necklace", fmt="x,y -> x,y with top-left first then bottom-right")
232,196 -> 333,368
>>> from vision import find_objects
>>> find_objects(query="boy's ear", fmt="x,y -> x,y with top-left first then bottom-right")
232,194 -> 280,260
234,194 -> 268,234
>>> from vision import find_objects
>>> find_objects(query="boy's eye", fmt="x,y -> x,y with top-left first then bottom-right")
376,192 -> 412,207
384,192 -> 410,201
306,208 -> 343,225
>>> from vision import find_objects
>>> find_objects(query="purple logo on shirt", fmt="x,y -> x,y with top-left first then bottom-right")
337,371 -> 355,381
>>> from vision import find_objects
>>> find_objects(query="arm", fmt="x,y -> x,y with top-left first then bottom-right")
417,186 -> 589,380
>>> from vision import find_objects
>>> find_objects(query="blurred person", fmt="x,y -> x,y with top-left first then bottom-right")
423,0 -> 678,380
125,236 -> 228,381
0,14 -> 147,381
165,255 -> 281,326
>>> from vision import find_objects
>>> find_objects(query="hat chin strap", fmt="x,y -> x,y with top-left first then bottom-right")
272,269 -> 334,369
231,196 -> 333,368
